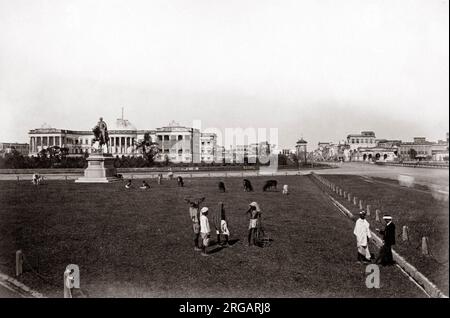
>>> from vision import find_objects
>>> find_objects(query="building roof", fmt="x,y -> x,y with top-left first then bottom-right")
111,118 -> 137,131
296,138 -> 307,144
347,132 -> 376,138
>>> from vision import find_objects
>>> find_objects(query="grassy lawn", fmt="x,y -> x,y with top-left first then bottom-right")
0,176 -> 425,297
318,174 -> 449,294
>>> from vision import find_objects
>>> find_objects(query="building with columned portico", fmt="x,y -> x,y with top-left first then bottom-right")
28,117 -> 213,163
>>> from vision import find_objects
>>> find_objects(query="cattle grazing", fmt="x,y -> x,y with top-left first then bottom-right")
243,179 -> 253,192
218,181 -> 226,192
263,180 -> 278,192
177,176 -> 184,187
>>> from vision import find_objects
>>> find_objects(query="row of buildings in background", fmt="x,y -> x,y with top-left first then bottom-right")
1,117 -> 447,164
310,131 -> 449,162
1,116 -> 276,164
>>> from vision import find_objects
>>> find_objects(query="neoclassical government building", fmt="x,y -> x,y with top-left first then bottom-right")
28,117 -> 218,163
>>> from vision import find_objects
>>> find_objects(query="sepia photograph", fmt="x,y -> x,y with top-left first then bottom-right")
0,0 -> 448,309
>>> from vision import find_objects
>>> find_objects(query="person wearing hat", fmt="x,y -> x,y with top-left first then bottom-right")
376,215 -> 396,265
200,207 -> 211,256
353,210 -> 372,263
246,202 -> 261,246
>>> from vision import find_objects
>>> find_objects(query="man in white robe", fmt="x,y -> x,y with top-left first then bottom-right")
353,210 -> 372,262
200,207 -> 211,256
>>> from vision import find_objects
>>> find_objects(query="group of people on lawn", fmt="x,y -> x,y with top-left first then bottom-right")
185,198 -> 262,256
354,210 -> 396,266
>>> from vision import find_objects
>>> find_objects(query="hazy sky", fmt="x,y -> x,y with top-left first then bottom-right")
0,0 -> 448,149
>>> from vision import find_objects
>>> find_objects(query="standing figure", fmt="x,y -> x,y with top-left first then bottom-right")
353,211 -> 372,263
246,202 -> 261,246
376,215 -> 396,266
177,176 -> 184,187
32,173 -> 38,185
63,268 -> 75,298
282,184 -> 289,195
184,197 -> 205,251
218,181 -> 226,192
200,207 -> 211,256
213,202 -> 231,247
157,173 -> 163,185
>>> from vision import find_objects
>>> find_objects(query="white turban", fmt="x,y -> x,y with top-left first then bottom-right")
200,207 -> 209,214
249,202 -> 261,212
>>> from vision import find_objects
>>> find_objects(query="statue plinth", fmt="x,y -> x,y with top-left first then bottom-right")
75,153 -> 119,183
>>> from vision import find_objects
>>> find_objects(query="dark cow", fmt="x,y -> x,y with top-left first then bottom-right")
218,181 -> 226,192
263,180 -> 278,192
177,176 -> 184,187
243,179 -> 253,192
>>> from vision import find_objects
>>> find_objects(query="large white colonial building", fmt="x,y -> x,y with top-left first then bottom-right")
347,131 -> 377,151
28,117 -> 275,164
28,119 -> 151,158
28,118 -> 211,163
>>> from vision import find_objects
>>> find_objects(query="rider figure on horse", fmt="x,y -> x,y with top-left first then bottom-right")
92,117 -> 109,152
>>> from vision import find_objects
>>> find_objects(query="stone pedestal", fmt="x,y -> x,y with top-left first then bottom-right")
75,153 -> 119,183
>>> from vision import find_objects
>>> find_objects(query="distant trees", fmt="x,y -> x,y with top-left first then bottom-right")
0,147 -> 86,169
278,154 -> 288,166
134,132 -> 160,166
408,148 -> 417,160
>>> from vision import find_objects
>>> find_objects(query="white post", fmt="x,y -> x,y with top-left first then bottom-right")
15,250 -> 23,277
375,209 -> 380,222
421,237 -> 429,256
402,226 -> 409,242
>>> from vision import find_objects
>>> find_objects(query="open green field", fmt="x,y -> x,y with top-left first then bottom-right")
319,174 -> 449,294
0,176 -> 425,297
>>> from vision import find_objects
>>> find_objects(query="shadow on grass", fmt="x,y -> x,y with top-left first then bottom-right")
207,246 -> 224,254
255,238 -> 274,248
228,238 -> 239,246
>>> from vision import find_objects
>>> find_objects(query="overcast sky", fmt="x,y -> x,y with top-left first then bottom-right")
0,0 -> 448,149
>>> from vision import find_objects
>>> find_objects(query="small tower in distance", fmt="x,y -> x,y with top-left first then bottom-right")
296,137 -> 308,165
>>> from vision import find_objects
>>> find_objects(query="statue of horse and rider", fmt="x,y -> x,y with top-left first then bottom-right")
92,117 -> 109,152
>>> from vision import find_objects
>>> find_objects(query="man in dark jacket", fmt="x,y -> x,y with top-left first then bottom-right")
376,215 -> 396,265
184,197 -> 205,251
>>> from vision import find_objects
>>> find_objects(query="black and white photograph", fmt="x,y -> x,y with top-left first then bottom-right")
0,0 -> 448,308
